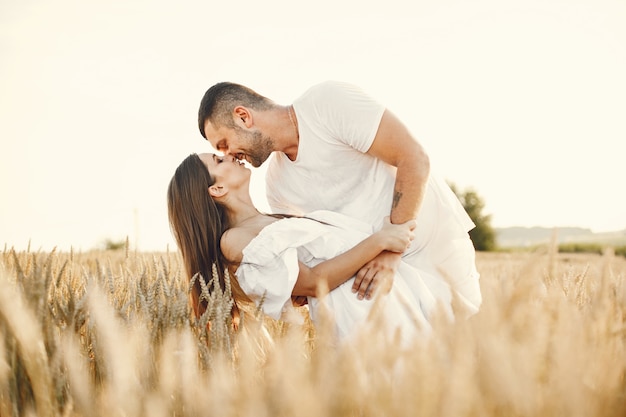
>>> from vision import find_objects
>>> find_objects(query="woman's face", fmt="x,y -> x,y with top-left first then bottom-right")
198,153 -> 250,187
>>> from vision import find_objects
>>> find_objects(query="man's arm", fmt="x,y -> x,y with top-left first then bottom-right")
367,109 -> 430,223
351,109 -> 430,299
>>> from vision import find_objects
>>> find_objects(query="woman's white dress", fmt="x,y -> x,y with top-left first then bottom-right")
236,210 -> 468,343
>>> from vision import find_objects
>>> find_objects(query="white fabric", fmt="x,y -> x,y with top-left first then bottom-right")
236,211 -> 438,343
266,81 -> 391,224
265,81 -> 482,312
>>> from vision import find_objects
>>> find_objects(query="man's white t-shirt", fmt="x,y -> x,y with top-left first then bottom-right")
266,81 -> 394,226
265,81 -> 481,311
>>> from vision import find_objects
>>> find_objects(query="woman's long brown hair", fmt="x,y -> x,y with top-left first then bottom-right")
167,153 -> 246,318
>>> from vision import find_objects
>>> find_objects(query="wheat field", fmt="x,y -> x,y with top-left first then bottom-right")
0,244 -> 624,417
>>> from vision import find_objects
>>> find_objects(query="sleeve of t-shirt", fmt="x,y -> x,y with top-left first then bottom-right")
306,81 -> 386,153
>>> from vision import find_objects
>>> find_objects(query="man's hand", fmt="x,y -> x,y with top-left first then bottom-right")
351,251 -> 401,300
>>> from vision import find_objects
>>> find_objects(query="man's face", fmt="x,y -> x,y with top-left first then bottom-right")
203,120 -> 274,168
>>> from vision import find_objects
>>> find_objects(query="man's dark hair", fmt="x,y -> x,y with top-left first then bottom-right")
197,82 -> 273,138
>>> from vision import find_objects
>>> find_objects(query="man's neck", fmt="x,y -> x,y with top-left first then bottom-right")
281,105 -> 299,161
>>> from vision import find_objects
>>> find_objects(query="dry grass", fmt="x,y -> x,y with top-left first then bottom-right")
0,245 -> 624,416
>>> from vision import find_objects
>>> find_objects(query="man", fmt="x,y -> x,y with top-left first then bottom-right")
198,81 -> 481,315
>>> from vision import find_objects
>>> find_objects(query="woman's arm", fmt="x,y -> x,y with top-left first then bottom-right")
291,217 -> 415,297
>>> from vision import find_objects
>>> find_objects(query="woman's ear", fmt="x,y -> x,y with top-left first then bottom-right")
233,106 -> 253,128
208,184 -> 227,198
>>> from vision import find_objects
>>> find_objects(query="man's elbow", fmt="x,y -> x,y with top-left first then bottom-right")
420,151 -> 430,177
403,142 -> 430,177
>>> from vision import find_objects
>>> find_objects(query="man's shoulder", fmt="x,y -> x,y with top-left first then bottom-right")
298,80 -> 357,101
311,80 -> 352,90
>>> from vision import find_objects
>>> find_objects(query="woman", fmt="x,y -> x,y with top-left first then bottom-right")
167,153 -> 438,342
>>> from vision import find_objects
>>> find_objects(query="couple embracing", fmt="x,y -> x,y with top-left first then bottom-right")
167,81 -> 481,343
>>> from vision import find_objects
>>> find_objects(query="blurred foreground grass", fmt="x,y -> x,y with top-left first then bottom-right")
0,246 -> 625,416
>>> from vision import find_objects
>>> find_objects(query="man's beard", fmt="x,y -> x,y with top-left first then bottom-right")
245,130 -> 274,167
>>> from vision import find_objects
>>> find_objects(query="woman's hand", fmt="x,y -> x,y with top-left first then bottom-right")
376,216 -> 416,253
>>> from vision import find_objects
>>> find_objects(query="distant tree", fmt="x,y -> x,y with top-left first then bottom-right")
448,183 -> 497,251
103,237 -> 127,251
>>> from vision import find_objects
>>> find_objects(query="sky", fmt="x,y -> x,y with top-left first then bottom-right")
1,0 -> 624,252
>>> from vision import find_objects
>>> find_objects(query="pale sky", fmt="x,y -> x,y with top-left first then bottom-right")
1,0 -> 624,252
